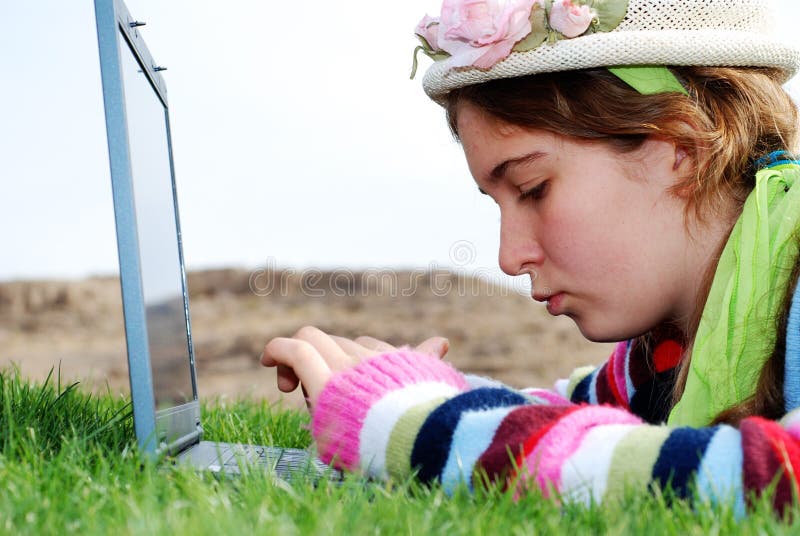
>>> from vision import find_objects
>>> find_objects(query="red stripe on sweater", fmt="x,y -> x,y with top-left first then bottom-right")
653,340 -> 683,373
514,407 -> 582,481
474,405 -> 575,489
595,362 -> 618,405
741,417 -> 800,513
604,354 -> 627,407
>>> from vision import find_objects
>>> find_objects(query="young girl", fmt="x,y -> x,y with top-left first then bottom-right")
261,0 -> 800,514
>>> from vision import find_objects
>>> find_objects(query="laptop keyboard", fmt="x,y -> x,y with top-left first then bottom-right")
219,444 -> 338,480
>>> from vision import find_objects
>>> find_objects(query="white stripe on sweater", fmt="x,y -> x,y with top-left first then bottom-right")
560,424 -> 638,506
359,381 -> 460,478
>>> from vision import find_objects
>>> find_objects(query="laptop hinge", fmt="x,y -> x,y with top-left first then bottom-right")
159,426 -> 203,457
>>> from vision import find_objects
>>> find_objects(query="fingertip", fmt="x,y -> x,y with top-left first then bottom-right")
277,375 -> 298,393
277,365 -> 299,392
417,336 -> 450,358
439,337 -> 450,357
261,338 -> 277,365
262,337 -> 292,366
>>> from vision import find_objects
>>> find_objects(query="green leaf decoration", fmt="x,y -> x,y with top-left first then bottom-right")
416,34 -> 435,54
589,0 -> 629,33
607,66 -> 689,95
410,46 -> 424,79
416,32 -> 448,60
409,44 -> 450,80
513,4 -> 549,53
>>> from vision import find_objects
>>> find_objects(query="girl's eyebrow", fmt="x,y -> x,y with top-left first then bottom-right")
478,150 -> 547,195
487,151 -> 547,184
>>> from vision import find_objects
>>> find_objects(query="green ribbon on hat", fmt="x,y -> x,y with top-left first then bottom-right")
607,65 -> 689,96
668,162 -> 800,426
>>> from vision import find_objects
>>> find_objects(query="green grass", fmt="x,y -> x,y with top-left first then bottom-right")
1,367 -> 799,535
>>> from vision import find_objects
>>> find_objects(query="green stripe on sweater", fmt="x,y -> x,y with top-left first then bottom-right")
603,426 -> 671,502
566,366 -> 596,399
386,397 -> 447,479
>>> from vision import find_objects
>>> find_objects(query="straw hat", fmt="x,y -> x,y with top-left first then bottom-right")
418,0 -> 800,102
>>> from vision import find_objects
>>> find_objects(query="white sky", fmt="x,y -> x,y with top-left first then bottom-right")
1,1 -> 798,283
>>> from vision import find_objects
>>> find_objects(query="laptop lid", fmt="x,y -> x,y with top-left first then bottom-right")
95,0 -> 202,455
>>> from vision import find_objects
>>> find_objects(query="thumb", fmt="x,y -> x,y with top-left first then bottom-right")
415,337 -> 449,359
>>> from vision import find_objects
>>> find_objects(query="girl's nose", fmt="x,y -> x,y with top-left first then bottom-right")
498,212 -> 545,276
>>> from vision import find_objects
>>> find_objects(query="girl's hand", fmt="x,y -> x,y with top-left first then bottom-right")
353,335 -> 449,359
260,326 -> 449,410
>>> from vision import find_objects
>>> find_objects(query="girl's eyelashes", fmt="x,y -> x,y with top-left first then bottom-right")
518,180 -> 548,202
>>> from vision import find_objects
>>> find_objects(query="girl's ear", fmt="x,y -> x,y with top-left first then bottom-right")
670,142 -> 699,199
673,144 -> 690,172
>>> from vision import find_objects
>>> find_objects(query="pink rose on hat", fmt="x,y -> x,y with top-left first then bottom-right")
548,0 -> 595,38
415,14 -> 443,51
436,0 -> 539,69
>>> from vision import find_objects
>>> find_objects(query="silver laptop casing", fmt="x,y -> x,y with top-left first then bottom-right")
94,0 -> 334,479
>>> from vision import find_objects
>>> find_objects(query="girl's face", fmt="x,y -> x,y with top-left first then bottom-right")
457,102 -> 714,342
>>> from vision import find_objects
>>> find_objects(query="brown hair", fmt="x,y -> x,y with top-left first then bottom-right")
445,66 -> 799,423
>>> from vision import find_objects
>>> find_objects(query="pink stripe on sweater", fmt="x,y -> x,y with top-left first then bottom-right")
524,405 -> 642,494
311,350 -> 470,469
611,342 -> 629,406
521,388 -> 572,406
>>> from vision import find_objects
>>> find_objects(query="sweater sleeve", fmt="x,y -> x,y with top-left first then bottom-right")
311,351 -> 800,515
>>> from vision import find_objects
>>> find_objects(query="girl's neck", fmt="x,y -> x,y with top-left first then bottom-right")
650,322 -> 689,346
672,200 -> 743,345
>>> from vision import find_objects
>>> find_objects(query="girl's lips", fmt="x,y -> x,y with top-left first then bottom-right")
545,293 -> 565,315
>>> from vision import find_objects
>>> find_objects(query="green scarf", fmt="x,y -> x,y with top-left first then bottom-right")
668,162 -> 800,427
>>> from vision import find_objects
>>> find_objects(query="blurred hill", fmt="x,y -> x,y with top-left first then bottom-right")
0,268 -> 611,407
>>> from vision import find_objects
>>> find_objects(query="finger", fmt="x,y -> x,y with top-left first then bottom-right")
331,335 -> 375,361
415,337 -> 450,359
261,345 -> 300,393
293,326 -> 354,372
354,335 -> 397,353
276,364 -> 299,392
261,337 -> 332,406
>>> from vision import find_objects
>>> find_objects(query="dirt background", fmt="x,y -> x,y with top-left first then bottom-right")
0,269 -> 612,408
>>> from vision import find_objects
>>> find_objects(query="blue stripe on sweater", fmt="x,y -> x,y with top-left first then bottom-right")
652,426 -> 717,499
784,276 -> 800,411
587,368 -> 599,405
441,406 -> 516,494
694,426 -> 746,519
411,388 -> 528,484
623,339 -> 635,402
571,372 -> 593,404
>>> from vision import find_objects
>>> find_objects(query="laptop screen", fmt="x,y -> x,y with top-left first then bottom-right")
117,30 -> 194,410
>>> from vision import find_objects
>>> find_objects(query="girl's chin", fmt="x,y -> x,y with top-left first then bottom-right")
573,317 -> 634,344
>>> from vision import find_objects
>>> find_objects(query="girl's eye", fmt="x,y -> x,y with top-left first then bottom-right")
518,181 -> 548,202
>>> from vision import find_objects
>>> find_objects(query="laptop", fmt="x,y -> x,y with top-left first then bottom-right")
93,0 -> 336,479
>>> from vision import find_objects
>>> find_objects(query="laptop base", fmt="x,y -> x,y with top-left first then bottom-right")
176,441 -> 341,481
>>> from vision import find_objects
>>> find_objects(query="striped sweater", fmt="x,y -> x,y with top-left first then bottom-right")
311,293 -> 800,516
